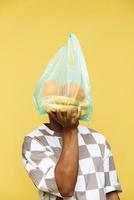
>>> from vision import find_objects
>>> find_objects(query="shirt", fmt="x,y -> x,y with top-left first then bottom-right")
21,123 -> 123,200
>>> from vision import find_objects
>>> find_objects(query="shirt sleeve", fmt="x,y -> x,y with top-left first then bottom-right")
103,138 -> 123,194
21,136 -> 63,198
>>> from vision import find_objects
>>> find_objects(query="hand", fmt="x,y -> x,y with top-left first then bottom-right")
47,106 -> 81,130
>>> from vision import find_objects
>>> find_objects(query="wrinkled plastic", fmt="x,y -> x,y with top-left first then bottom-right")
33,33 -> 93,121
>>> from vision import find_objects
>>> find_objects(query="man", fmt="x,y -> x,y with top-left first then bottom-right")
22,107 -> 123,200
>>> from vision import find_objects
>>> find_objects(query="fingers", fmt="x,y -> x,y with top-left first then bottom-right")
56,107 -> 72,122
70,106 -> 81,125
47,105 -> 81,127
67,106 -> 72,120
75,106 -> 81,120
56,108 -> 65,122
47,110 -> 59,123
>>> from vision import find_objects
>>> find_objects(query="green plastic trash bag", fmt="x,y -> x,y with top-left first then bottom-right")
33,33 -> 93,121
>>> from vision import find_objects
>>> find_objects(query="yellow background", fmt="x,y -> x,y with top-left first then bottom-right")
0,0 -> 133,199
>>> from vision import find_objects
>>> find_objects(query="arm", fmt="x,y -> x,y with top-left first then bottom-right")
106,191 -> 120,200
48,106 -> 81,197
55,127 -> 79,197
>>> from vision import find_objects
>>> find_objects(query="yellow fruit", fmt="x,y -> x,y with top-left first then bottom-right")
41,95 -> 79,106
42,102 -> 87,118
41,80 -> 62,96
40,80 -> 87,118
62,82 -> 85,101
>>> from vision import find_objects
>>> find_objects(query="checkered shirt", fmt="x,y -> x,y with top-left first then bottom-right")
22,123 -> 123,200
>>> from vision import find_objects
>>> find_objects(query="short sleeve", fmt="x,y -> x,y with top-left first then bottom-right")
21,136 -> 63,198
103,138 -> 123,194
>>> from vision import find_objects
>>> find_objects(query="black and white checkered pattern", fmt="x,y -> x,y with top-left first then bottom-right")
22,124 -> 123,200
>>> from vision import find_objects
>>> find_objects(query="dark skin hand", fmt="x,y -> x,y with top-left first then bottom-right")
47,106 -> 81,197
47,107 -> 121,199
47,106 -> 81,130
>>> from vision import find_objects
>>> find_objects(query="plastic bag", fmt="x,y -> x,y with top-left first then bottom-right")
33,33 -> 93,121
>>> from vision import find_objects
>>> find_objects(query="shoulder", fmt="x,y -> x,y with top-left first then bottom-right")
24,124 -> 46,138
22,124 -> 45,149
78,124 -> 107,145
